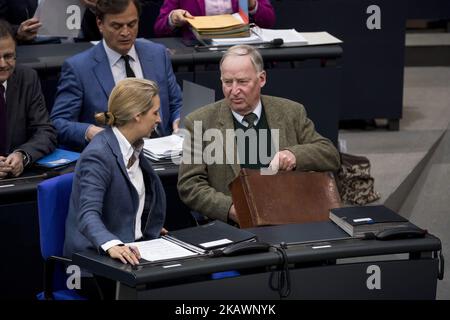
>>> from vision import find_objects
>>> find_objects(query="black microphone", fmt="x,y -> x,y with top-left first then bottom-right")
247,38 -> 284,49
267,38 -> 284,47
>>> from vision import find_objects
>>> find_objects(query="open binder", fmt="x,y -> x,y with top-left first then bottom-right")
128,220 -> 256,266
168,220 -> 256,250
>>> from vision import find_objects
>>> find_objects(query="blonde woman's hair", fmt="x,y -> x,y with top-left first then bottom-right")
95,78 -> 159,127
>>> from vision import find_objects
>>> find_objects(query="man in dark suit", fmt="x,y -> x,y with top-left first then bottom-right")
51,0 -> 182,151
0,19 -> 57,178
80,0 -> 102,41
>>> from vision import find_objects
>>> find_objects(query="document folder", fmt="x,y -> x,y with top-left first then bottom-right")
35,148 -> 80,168
130,220 -> 256,267
168,220 -> 256,250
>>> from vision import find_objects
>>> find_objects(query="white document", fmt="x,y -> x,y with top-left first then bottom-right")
143,135 -> 184,160
300,32 -> 342,46
253,28 -> 308,46
212,29 -> 342,47
127,238 -> 200,262
211,33 -> 262,46
34,0 -> 86,37
212,27 -> 308,46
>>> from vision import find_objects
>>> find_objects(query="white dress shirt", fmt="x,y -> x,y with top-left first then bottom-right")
102,40 -> 144,83
231,100 -> 262,127
205,0 -> 233,16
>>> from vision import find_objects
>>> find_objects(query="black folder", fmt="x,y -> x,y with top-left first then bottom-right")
168,220 -> 256,250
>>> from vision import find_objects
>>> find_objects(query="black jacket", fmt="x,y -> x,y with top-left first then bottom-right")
4,65 -> 57,163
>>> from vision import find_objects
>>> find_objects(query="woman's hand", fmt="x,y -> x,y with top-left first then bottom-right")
107,245 -> 141,265
169,9 -> 194,28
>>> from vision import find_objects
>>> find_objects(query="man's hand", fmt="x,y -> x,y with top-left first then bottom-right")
2,152 -> 25,177
169,9 -> 194,28
172,119 -> 180,133
107,245 -> 141,265
86,125 -> 104,142
160,227 -> 168,236
269,150 -> 296,172
248,0 -> 257,10
16,18 -> 42,41
80,0 -> 97,10
228,204 -> 238,223
0,156 -> 12,179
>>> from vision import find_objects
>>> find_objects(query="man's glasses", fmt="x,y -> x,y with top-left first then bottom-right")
0,53 -> 16,63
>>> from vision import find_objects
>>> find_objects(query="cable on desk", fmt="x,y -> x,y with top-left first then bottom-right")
438,249 -> 445,280
269,242 -> 291,298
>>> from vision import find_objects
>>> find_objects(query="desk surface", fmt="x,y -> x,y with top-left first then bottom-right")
16,42 -> 92,71
0,161 -> 178,204
16,38 -> 342,71
73,221 -> 442,288
0,166 -> 76,203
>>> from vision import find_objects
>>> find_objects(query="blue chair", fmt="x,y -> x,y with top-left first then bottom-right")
36,172 -> 85,300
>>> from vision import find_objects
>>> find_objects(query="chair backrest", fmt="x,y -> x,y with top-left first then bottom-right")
37,172 -> 74,259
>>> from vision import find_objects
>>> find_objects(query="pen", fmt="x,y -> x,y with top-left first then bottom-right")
182,10 -> 187,18
0,184 -> 15,188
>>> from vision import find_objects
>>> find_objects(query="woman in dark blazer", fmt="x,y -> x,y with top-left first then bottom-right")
64,78 -> 166,270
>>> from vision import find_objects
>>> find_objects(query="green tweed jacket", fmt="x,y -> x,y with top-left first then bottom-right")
177,95 -> 340,222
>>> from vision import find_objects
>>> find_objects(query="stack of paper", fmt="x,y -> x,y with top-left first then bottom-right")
211,32 -> 262,46
143,134 -> 183,162
188,13 -> 250,40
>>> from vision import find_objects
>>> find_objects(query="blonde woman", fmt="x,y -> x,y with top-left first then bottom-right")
64,78 -> 166,299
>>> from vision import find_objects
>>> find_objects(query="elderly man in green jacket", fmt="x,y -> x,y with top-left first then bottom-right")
178,45 -> 340,224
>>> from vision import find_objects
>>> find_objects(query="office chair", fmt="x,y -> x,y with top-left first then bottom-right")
36,172 -> 85,300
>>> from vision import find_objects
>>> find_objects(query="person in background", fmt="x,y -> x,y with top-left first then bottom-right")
154,0 -> 275,38
0,0 -> 41,42
0,19 -> 56,179
80,0 -> 103,41
177,45 -> 340,224
51,0 -> 182,151
0,0 -> 103,43
64,78 -> 166,299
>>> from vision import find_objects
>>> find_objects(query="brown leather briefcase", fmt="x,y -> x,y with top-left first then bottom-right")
229,168 -> 342,228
